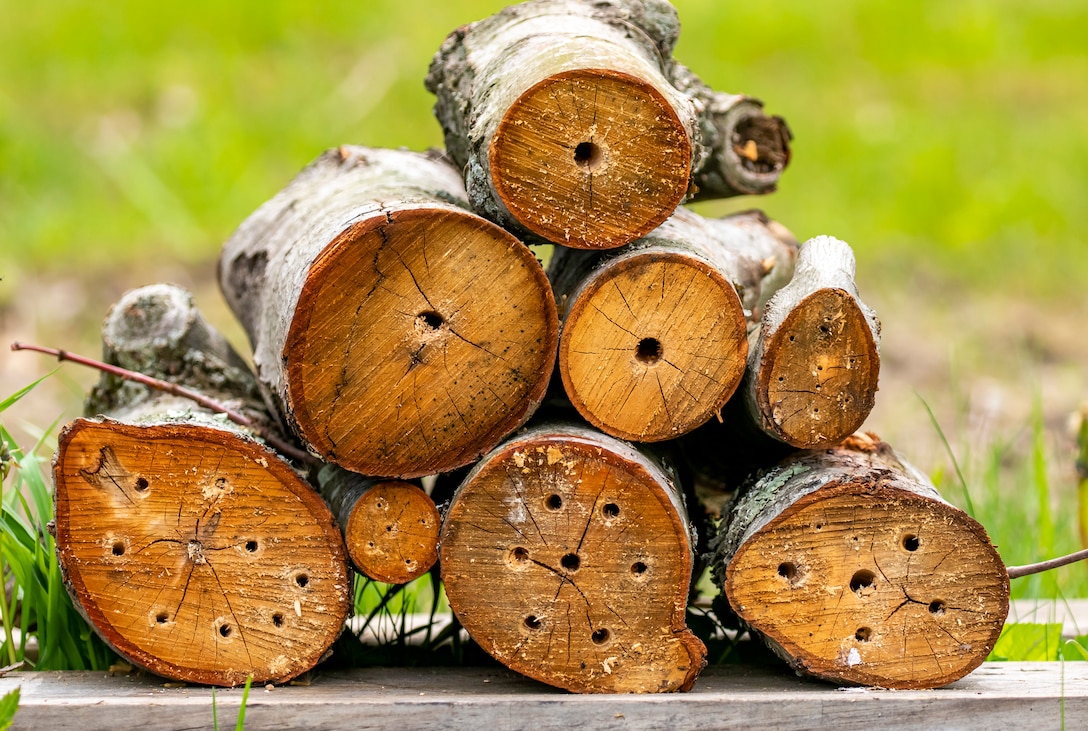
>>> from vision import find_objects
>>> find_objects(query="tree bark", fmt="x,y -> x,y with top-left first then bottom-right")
548,208 -> 797,442
440,422 -> 706,693
743,235 -> 881,448
218,145 -> 558,478
55,284 -> 352,687
708,433 -> 1009,689
316,466 -> 439,584
425,0 -> 791,250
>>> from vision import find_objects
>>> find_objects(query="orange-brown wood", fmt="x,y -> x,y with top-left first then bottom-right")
54,420 -> 351,687
440,424 -> 706,693
342,481 -> 439,584
284,206 -> 558,478
559,251 -> 746,441
490,68 -> 691,249
716,436 -> 1009,689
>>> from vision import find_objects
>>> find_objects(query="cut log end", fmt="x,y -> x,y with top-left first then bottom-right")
441,429 -> 706,693
54,419 -> 351,687
285,207 -> 557,478
721,102 -> 792,195
726,483 -> 1009,689
490,69 -> 691,249
758,288 -> 879,448
344,481 -> 440,584
560,252 -> 747,442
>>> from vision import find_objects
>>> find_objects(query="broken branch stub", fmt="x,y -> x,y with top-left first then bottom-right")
549,208 -> 797,441
55,284 -> 351,686
218,146 -> 558,478
743,235 -> 881,448
426,0 -> 791,250
440,422 -> 706,693
710,433 -> 1009,689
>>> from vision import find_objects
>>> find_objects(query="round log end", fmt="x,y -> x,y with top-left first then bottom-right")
344,481 -> 440,584
441,428 -> 706,693
285,207 -> 558,478
54,419 -> 352,687
757,288 -> 879,448
725,483 -> 1009,689
719,100 -> 792,196
490,69 -> 691,250
560,252 -> 747,442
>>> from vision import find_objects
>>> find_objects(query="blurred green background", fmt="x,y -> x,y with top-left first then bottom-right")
2,0 -> 1086,298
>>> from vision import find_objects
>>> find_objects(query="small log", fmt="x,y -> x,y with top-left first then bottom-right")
425,0 -> 791,250
549,208 -> 798,441
743,235 -> 880,448
55,284 -> 352,687
709,433 -> 1010,689
316,465 -> 439,584
219,145 -> 558,478
440,423 -> 706,693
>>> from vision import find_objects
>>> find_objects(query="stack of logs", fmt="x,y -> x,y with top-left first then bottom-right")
50,0 -> 1009,693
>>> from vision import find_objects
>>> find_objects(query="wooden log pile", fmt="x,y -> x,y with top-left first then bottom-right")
48,0 -> 1014,694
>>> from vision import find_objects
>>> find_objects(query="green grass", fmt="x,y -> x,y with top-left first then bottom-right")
2,0 -> 1087,299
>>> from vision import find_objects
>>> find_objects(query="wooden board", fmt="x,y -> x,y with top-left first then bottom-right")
1,663 -> 1084,730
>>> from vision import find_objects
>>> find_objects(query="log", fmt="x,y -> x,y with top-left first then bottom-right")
549,208 -> 798,441
440,423 -> 706,693
218,145 -> 558,478
316,465 -> 439,584
56,284 -> 352,687
425,0 -> 791,250
743,235 -> 880,449
708,433 -> 1010,689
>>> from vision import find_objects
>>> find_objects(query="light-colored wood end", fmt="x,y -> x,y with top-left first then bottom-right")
726,483 -> 1009,689
560,252 -> 747,442
490,69 -> 691,249
758,288 -> 879,447
344,481 -> 439,584
441,431 -> 705,693
286,207 -> 558,478
53,419 -> 351,687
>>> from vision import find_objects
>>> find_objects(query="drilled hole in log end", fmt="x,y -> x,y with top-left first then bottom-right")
635,338 -> 662,365
603,503 -> 620,519
546,494 -> 563,510
902,534 -> 920,551
929,600 -> 946,615
416,311 -> 444,332
561,553 -> 581,572
591,628 -> 611,646
850,569 -> 876,595
855,627 -> 871,642
573,141 -> 604,171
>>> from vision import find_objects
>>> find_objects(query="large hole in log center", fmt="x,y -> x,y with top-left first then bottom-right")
902,534 -> 920,552
591,628 -> 611,646
111,541 -> 126,556
546,494 -> 563,511
778,562 -> 798,583
635,337 -> 662,365
573,141 -> 603,171
416,311 -> 444,332
850,569 -> 877,595
560,553 -> 581,572
524,615 -> 543,631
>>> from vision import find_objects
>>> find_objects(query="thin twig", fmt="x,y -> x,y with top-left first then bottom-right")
11,341 -> 315,466
1007,548 -> 1088,580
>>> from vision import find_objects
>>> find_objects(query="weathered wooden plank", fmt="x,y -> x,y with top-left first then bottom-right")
1,663 -> 1084,730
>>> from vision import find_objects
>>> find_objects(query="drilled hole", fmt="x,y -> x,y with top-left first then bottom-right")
219,624 -> 232,638
111,541 -> 125,556
631,561 -> 648,576
573,141 -> 603,170
417,311 -> 443,331
850,569 -> 876,594
929,600 -> 946,615
635,337 -> 662,364
560,553 -> 581,572
386,525 -> 394,532
511,547 -> 529,564
272,613 -> 284,628
778,562 -> 797,582
602,503 -> 620,519
524,615 -> 543,630
135,477 -> 149,492
546,494 -> 563,510
902,534 -> 920,552
155,612 -> 169,625
245,540 -> 258,553
855,627 -> 871,642
591,628 -> 611,645
295,573 -> 310,588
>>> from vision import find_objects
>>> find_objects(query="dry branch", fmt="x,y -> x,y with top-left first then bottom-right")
218,145 -> 558,478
